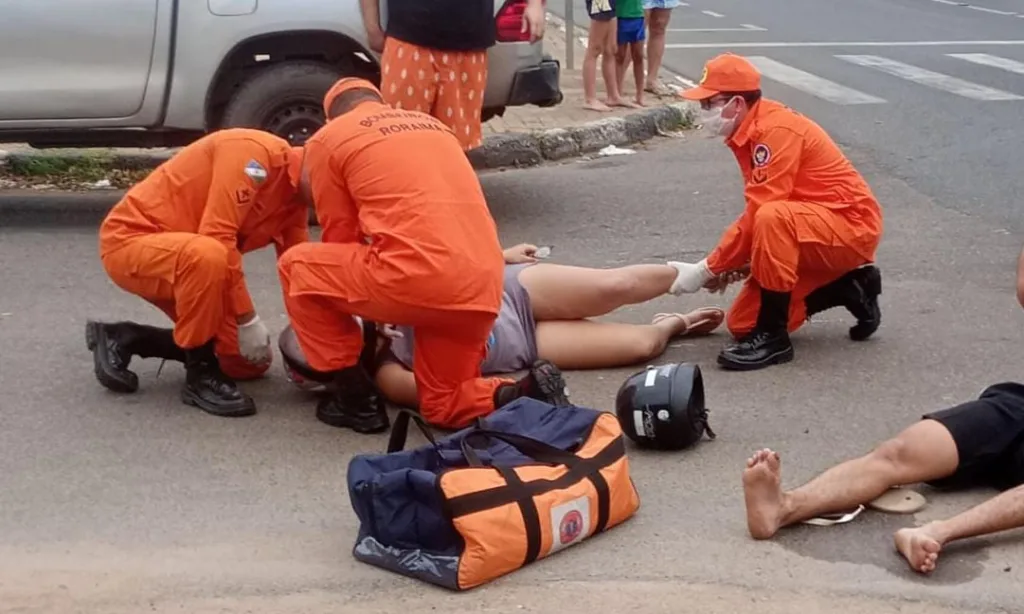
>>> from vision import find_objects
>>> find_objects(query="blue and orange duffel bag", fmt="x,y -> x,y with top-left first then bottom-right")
346,398 -> 641,590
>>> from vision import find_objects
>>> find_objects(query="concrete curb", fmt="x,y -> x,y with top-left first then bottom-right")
0,102 -> 696,179
468,102 -> 696,170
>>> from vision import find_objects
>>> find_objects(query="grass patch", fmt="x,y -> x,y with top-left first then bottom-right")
5,154 -> 114,181
1,154 -> 151,190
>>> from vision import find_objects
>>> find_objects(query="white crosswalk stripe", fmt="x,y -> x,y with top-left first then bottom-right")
835,54 -> 1024,101
947,53 -> 1024,75
746,56 -> 887,104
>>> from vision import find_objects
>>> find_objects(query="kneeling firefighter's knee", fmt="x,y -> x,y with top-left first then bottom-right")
180,236 -> 231,284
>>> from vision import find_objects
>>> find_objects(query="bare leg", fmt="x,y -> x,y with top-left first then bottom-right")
583,23 -> 612,111
895,484 -> 1024,574
518,262 -> 679,321
742,419 -> 961,539
616,43 -> 630,93
375,361 -> 420,408
536,314 -> 697,369
583,20 -> 613,111
644,8 -> 671,92
602,22 -> 634,107
631,42 -> 646,106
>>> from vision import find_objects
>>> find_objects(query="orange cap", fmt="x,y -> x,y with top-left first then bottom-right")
679,53 -> 761,101
322,77 -> 380,116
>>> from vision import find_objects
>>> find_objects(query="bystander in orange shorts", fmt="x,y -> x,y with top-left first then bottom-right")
379,37 -> 488,150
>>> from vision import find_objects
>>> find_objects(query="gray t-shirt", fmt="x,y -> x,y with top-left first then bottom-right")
388,264 -> 538,374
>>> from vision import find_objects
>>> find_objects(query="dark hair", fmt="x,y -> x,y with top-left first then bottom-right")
327,88 -> 383,119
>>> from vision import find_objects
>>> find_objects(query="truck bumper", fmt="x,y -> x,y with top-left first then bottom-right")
507,56 -> 562,108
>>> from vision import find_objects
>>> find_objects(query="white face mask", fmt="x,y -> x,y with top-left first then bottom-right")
698,98 -> 739,139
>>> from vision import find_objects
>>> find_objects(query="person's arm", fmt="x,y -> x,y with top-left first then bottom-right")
303,139 -> 363,244
360,0 -> 386,52
197,141 -> 274,322
705,127 -> 802,275
273,206 -> 311,259
522,0 -> 545,42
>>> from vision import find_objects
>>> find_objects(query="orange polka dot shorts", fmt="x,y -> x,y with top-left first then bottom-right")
379,37 -> 489,151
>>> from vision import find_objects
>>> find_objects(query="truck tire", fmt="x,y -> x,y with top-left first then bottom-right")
220,61 -> 344,146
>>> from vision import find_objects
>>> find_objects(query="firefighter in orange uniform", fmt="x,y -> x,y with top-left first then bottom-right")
276,77 -> 570,434
88,129 -> 309,416
667,53 -> 884,371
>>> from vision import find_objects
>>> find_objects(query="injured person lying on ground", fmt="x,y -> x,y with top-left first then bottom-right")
279,242 -> 727,413
742,381 -> 1024,575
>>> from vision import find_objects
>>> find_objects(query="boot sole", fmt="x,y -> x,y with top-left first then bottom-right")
316,407 -> 390,434
86,320 -> 139,393
531,360 -> 572,406
717,346 -> 795,371
181,387 -> 257,417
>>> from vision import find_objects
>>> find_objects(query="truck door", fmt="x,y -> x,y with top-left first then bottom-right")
0,0 -> 160,121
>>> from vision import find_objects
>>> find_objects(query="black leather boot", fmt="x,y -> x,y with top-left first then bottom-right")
316,365 -> 389,434
180,340 -> 256,417
718,290 -> 795,371
494,359 -> 572,409
86,320 -> 188,393
804,265 -> 882,341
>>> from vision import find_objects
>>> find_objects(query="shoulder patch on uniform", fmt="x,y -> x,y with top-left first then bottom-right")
244,159 -> 268,184
752,143 -> 772,167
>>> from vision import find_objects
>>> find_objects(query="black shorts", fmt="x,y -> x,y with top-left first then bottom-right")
924,382 -> 1024,491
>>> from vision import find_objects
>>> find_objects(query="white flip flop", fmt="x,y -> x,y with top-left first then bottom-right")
801,504 -> 865,526
868,487 -> 927,514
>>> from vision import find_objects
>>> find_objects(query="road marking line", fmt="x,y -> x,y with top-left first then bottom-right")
948,53 -> 1024,75
664,40 -> 1024,49
702,10 -> 725,17
667,25 -> 767,32
746,56 -> 887,104
836,54 -> 1024,100
929,0 -> 959,5
967,5 -> 1016,15
675,75 -> 697,88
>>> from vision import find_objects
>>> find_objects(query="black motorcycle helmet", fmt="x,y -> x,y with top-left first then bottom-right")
614,362 -> 716,450
278,319 -> 380,393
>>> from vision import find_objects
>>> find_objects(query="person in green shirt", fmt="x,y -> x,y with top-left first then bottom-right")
615,0 -> 647,107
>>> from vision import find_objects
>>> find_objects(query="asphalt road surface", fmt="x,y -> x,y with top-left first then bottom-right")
2,134 -> 1024,613
550,0 -> 1024,231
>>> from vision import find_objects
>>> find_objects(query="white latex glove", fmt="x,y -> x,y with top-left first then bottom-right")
668,259 -> 714,295
237,314 -> 272,364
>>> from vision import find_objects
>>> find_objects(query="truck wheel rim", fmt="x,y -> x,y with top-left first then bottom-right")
265,102 -> 323,146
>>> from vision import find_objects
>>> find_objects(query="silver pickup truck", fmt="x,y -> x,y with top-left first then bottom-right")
0,0 -> 562,149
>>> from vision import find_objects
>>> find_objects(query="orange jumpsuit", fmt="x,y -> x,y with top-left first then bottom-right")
706,99 -> 884,337
98,129 -> 308,379
277,93 -> 510,429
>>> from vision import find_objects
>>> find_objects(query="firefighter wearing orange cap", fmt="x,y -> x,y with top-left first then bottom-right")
357,0 -> 545,151
89,129 -> 309,417
276,78 -> 571,434
666,53 -> 884,371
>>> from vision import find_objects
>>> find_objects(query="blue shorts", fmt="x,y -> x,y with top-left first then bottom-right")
587,0 -> 616,21
617,17 -> 646,44
643,0 -> 680,8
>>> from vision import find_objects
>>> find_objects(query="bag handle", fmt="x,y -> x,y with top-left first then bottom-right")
387,408 -> 440,453
460,428 -> 582,468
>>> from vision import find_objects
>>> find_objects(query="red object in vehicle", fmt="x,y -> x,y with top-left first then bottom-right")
496,0 -> 545,42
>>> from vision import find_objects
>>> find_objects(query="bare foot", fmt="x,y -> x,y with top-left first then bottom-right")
634,98 -> 647,107
583,100 -> 612,112
894,525 -> 943,574
743,448 -> 786,539
607,97 -> 641,108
